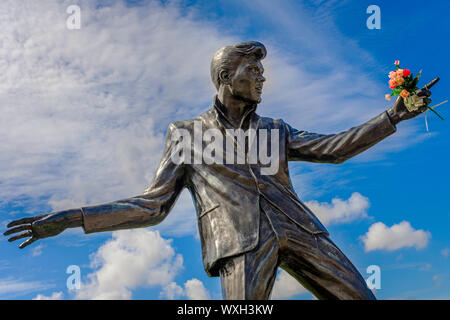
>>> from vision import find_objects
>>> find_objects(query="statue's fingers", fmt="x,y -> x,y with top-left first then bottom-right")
418,105 -> 428,113
414,98 -> 431,109
3,224 -> 32,236
7,214 -> 46,228
7,218 -> 34,228
19,237 -> 37,249
7,230 -> 33,242
419,98 -> 432,106
417,89 -> 431,97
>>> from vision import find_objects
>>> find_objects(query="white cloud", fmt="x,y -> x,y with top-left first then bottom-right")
184,279 -> 210,300
33,291 -> 63,300
31,244 -> 44,257
361,221 -> 431,252
75,229 -> 183,299
305,192 -> 370,226
160,279 -> 210,300
441,248 -> 449,258
271,270 -> 308,299
160,282 -> 184,300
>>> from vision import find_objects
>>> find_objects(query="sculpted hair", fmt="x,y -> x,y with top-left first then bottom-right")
210,41 -> 267,91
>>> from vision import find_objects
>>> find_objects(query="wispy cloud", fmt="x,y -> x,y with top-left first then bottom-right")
33,291 -> 63,300
384,262 -> 433,272
0,277 -> 54,297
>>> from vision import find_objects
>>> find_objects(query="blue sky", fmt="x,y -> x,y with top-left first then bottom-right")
0,0 -> 449,300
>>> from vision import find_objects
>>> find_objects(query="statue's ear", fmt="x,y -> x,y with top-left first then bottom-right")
219,70 -> 230,85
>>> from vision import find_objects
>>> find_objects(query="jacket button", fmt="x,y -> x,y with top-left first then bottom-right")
258,183 -> 266,190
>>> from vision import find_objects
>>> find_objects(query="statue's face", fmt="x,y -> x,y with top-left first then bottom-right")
228,57 -> 265,104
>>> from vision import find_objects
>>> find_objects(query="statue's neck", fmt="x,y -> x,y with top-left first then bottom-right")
217,89 -> 255,128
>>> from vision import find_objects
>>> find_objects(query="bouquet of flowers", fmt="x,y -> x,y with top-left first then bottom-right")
385,60 -> 444,121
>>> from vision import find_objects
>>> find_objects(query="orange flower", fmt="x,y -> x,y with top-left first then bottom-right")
396,76 -> 404,85
389,78 -> 398,89
389,71 -> 397,78
400,89 -> 410,98
396,69 -> 404,76
385,94 -> 392,100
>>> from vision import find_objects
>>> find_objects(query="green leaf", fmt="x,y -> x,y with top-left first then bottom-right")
427,106 -> 445,120
414,69 -> 422,82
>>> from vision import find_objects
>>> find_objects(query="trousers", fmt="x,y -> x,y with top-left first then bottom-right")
219,197 -> 376,300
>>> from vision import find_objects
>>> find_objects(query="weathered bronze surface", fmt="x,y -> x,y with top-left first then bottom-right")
4,41 -> 433,300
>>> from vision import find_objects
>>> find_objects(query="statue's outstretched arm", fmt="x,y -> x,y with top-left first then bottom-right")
4,123 -> 186,248
286,88 -> 432,164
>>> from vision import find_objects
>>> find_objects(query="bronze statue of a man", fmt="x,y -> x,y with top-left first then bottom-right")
4,41 -> 432,300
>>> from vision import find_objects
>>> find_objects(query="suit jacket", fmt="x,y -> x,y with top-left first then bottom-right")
80,97 -> 397,276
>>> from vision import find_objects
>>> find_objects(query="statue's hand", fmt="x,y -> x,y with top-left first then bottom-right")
3,209 -> 82,248
387,89 -> 432,125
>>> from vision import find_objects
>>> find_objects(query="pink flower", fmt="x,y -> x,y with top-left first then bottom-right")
394,60 -> 400,66
400,89 -> 410,98
385,94 -> 391,100
396,76 -> 404,85
396,69 -> 404,76
389,78 -> 398,89
403,69 -> 411,77
389,71 -> 397,79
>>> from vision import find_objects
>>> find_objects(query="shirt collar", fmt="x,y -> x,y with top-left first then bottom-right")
213,95 -> 257,129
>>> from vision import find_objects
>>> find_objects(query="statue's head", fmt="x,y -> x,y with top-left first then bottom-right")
211,41 -> 266,104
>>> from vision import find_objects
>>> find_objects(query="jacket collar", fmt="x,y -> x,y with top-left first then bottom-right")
213,95 -> 257,130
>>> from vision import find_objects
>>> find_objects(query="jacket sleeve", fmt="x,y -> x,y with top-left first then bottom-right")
81,123 -> 186,234
286,110 -> 397,164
